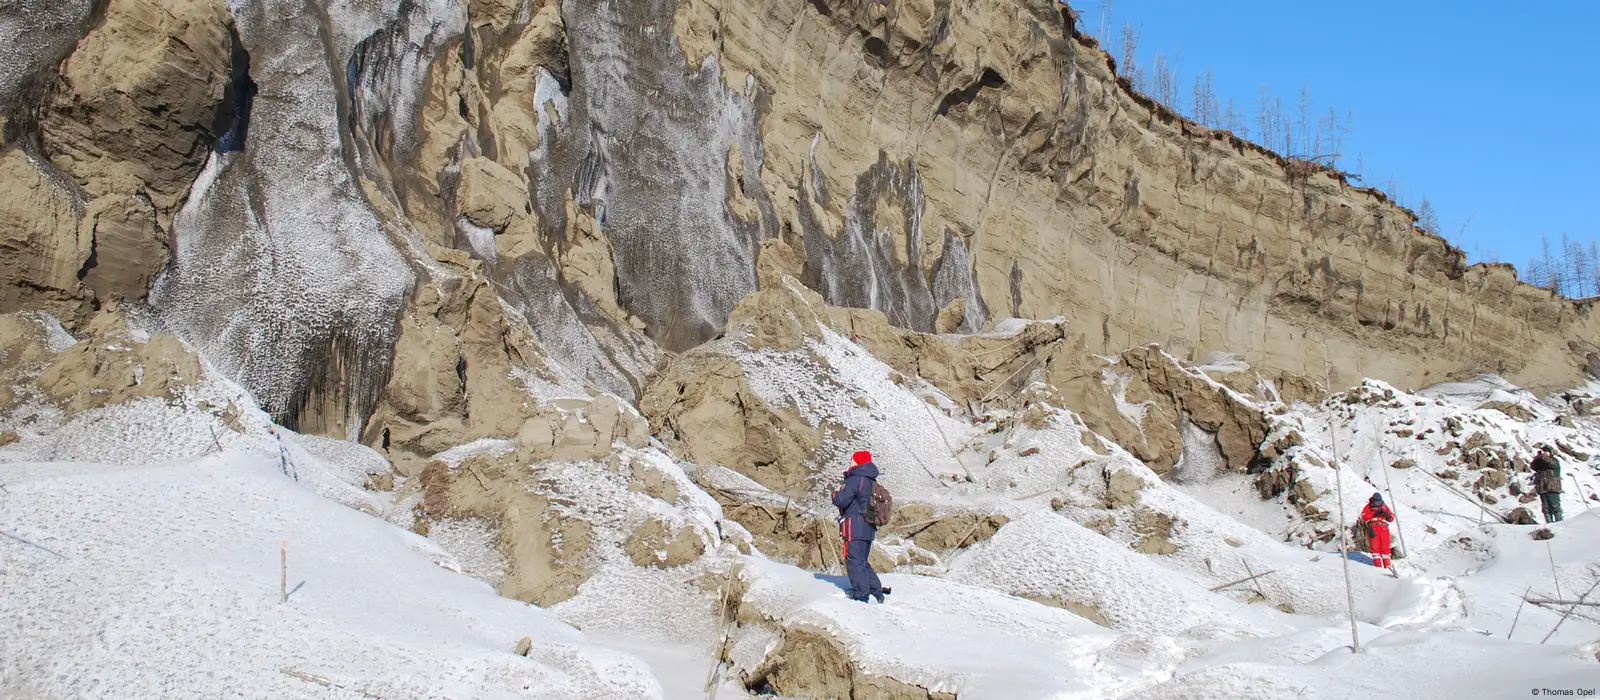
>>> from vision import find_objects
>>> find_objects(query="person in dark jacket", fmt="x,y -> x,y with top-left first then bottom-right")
1531,445 -> 1563,523
832,450 -> 885,603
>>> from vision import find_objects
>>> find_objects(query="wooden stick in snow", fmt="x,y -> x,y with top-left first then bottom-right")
1241,558 -> 1269,599
1011,487 -> 1058,502
1542,577 -> 1600,644
1208,569 -> 1278,592
889,428 -> 953,488
920,398 -> 973,481
1323,361 -> 1361,654
208,424 -> 225,454
1548,543 -> 1564,602
1508,585 -> 1533,639
1570,473 -> 1593,513
280,669 -> 383,698
980,355 -> 1044,403
0,529 -> 66,559
953,520 -> 986,549
280,541 -> 288,604
1411,466 -> 1510,523
1524,598 -> 1600,607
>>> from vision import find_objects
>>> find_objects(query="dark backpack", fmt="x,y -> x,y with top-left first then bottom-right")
865,481 -> 893,527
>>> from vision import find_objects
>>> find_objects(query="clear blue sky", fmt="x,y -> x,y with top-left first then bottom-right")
1069,0 -> 1598,272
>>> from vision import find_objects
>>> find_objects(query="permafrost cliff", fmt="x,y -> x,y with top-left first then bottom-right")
5,1 -> 1600,697
5,0 -> 1598,441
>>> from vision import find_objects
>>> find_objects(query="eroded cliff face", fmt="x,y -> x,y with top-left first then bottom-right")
3,0 -> 1597,449
661,0 -> 1600,391
409,0 -> 1600,396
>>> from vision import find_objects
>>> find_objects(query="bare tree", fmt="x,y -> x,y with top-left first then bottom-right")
1297,85 -> 1311,158
1590,240 -> 1600,297
1530,234 -> 1560,291
1224,98 -> 1243,137
1416,197 -> 1440,236
1314,106 -> 1353,165
1191,69 -> 1217,127
1120,22 -> 1142,90
1098,0 -> 1115,48
1152,51 -> 1172,106
1256,84 -> 1277,152
1564,233 -> 1588,298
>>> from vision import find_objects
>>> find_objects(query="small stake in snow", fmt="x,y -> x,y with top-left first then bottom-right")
1524,597 -> 1600,607
1547,542 -> 1564,602
1570,473 -> 1592,514
208,424 -> 225,455
1323,362 -> 1361,654
1241,558 -> 1269,599
1208,569 -> 1278,592
0,528 -> 66,559
280,541 -> 288,604
920,398 -> 973,482
1542,577 -> 1600,644
1508,585 -> 1533,639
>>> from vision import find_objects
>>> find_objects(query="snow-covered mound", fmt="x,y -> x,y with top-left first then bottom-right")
731,557 -> 1144,699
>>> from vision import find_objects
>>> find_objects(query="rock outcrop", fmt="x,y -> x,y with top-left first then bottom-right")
3,0 -> 235,322
414,452 -> 595,606
0,309 -> 202,418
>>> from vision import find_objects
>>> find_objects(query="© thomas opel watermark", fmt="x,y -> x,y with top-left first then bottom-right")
1532,689 -> 1596,697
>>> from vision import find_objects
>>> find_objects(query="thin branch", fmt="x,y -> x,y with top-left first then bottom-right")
1542,577 -> 1600,644
920,399 -> 972,481
1525,598 -> 1600,607
0,529 -> 66,559
1508,585 -> 1533,639
1209,569 -> 1278,592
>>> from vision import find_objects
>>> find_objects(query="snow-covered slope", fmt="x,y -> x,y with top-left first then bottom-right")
4,309 -> 1600,699
0,454 -> 661,699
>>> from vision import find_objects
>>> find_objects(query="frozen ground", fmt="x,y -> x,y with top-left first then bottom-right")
3,321 -> 1599,698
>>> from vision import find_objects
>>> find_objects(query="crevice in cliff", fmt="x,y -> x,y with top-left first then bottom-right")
861,35 -> 892,68
75,225 -> 99,283
935,67 -> 1006,117
212,27 -> 257,153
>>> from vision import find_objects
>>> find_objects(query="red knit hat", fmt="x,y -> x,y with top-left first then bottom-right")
852,450 -> 873,466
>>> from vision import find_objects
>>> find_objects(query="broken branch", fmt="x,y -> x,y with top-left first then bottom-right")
1208,569 -> 1278,592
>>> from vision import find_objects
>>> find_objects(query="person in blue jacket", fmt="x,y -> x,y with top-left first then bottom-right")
832,450 -> 885,603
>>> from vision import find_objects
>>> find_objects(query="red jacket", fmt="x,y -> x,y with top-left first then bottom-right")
1361,503 -> 1394,528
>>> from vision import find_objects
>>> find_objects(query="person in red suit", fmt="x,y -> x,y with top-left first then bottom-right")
1360,493 -> 1397,569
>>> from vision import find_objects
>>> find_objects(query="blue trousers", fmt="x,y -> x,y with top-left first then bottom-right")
845,539 -> 882,602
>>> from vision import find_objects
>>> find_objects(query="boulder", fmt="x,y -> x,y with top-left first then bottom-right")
624,518 -> 707,569
1475,468 -> 1508,491
1131,509 -> 1180,555
1479,400 -> 1535,422
1105,467 -> 1151,507
1504,507 -> 1538,525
